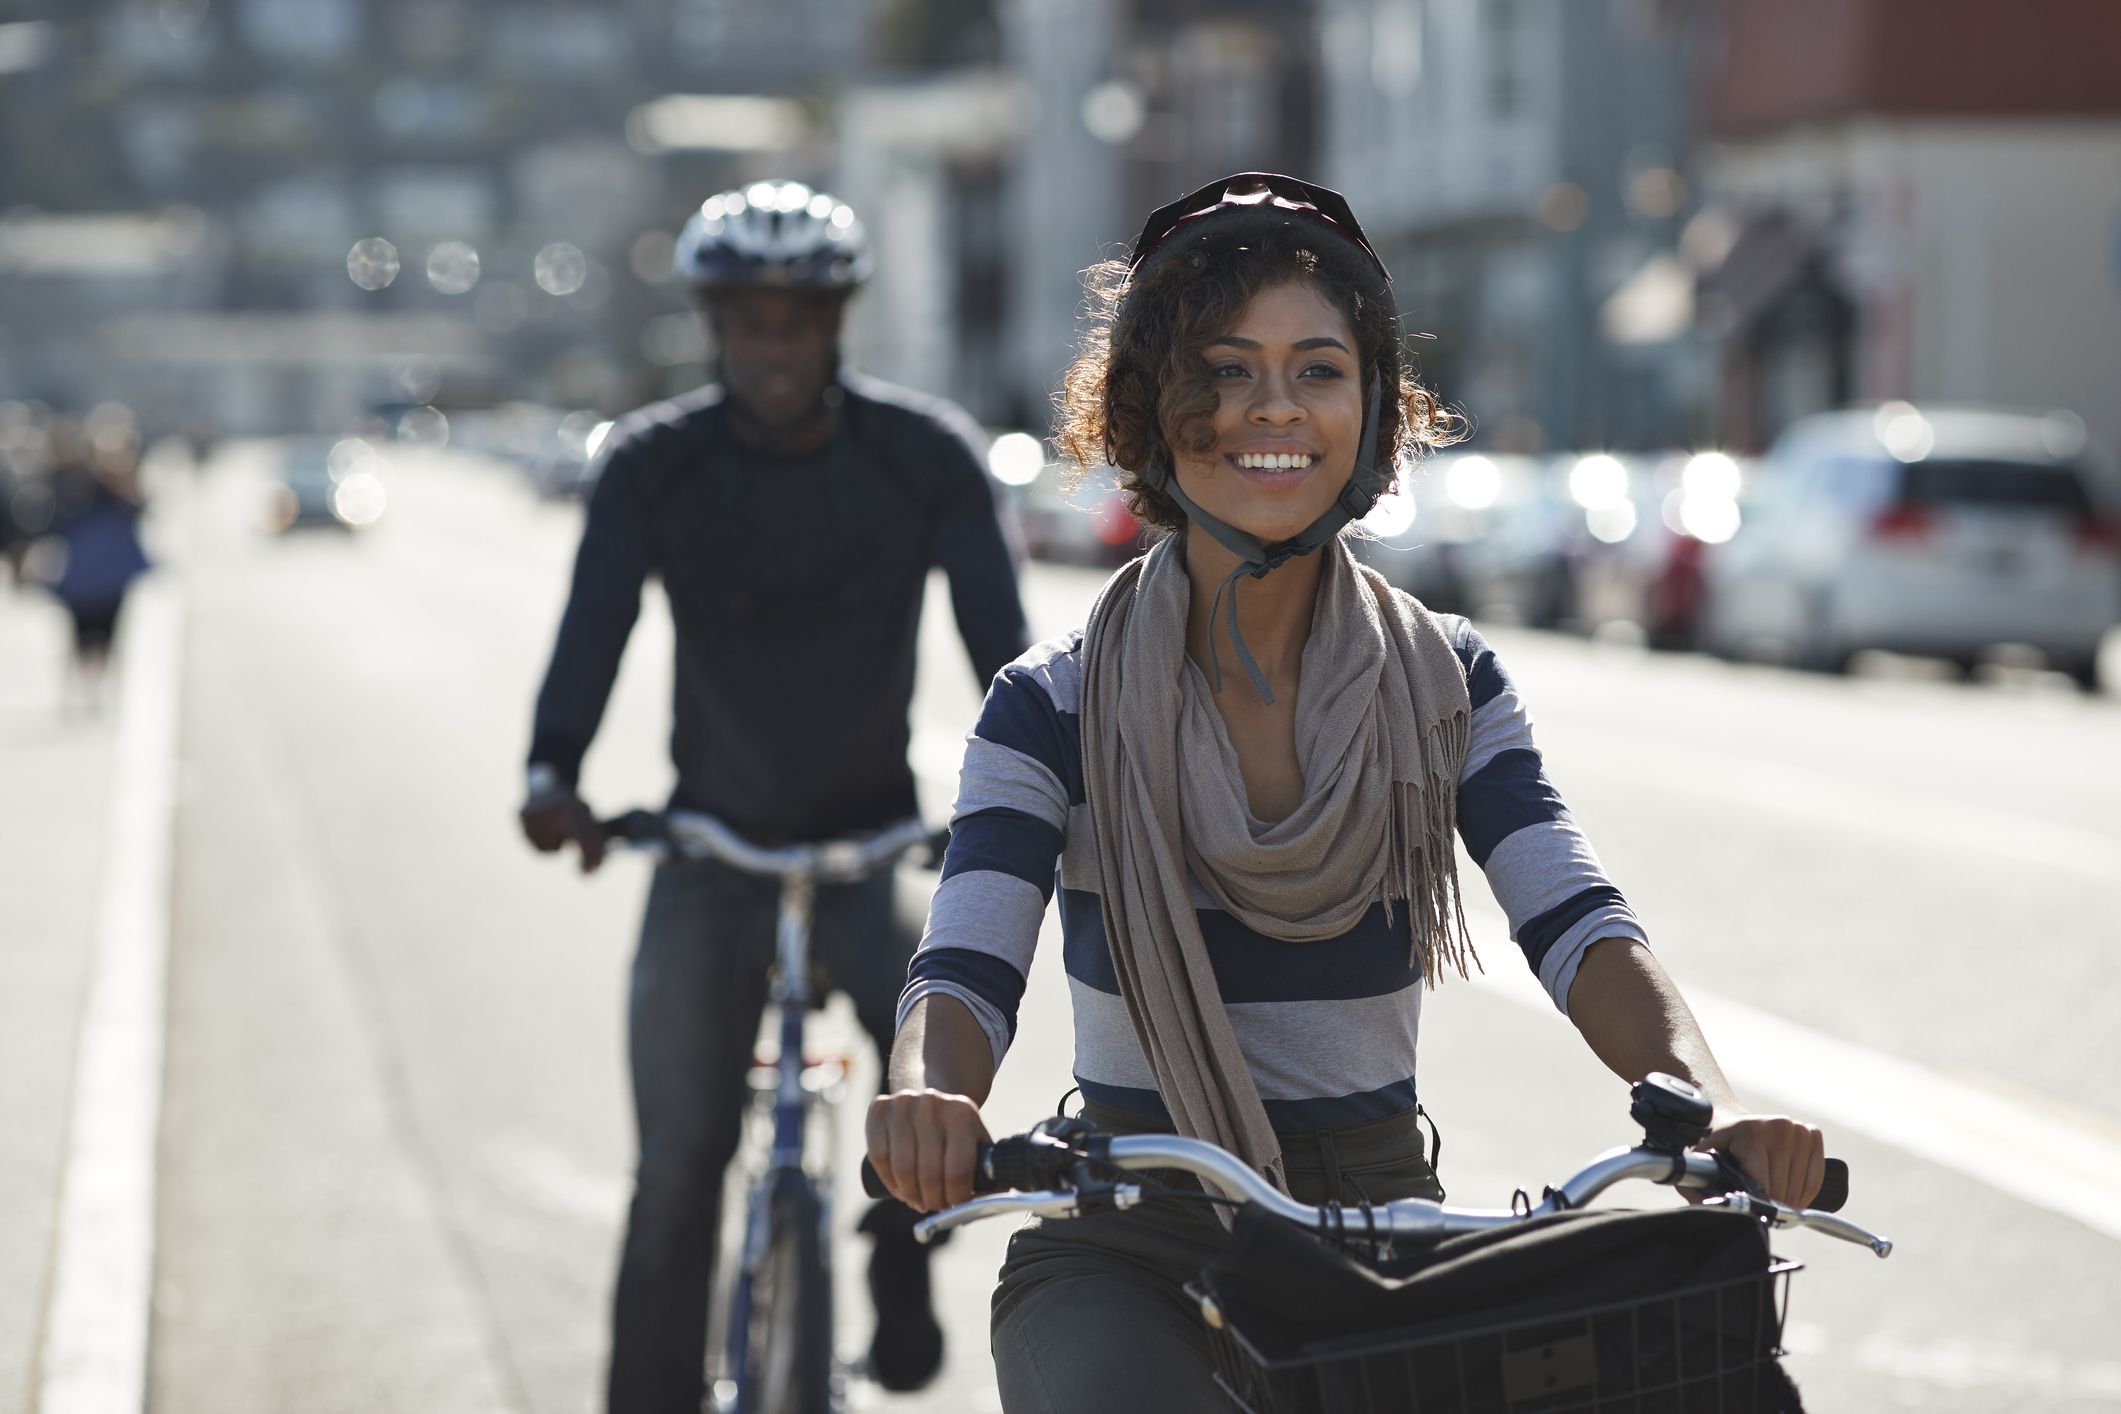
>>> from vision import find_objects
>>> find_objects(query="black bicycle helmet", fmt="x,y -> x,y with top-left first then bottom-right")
674,180 -> 875,291
1125,172 -> 1402,702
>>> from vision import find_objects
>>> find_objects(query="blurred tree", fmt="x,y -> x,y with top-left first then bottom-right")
872,0 -> 1001,71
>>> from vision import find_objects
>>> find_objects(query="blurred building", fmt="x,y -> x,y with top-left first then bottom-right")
1318,0 -> 1708,456
835,0 -> 1323,433
1692,0 -> 2121,454
0,0 -> 884,437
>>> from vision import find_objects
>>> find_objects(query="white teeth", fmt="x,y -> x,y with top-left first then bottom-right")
1239,453 -> 1311,469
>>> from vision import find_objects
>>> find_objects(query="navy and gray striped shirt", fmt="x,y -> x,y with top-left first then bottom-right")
898,615 -> 1647,1133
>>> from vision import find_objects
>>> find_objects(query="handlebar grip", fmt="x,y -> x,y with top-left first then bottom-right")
599,810 -> 666,844
860,1140 -> 1004,1203
1814,1158 -> 1849,1214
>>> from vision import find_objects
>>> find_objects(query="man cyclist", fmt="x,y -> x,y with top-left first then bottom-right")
521,180 -> 1030,1413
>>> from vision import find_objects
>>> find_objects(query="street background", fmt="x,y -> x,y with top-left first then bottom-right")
6,2 -> 2121,1412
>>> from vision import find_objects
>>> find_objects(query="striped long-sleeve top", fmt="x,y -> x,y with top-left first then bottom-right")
897,615 -> 1647,1133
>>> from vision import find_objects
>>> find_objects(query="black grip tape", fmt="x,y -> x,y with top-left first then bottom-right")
1814,1158 -> 1849,1214
860,1141 -> 1000,1202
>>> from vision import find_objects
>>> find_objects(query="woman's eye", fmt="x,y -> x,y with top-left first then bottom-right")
1211,362 -> 1249,378
1302,362 -> 1346,379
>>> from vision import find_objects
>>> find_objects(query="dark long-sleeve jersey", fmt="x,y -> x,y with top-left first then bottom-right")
529,372 -> 1031,844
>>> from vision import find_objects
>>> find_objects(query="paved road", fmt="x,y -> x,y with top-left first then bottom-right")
18,444 -> 2117,1413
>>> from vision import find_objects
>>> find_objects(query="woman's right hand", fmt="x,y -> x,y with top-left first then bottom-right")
866,1088 -> 990,1213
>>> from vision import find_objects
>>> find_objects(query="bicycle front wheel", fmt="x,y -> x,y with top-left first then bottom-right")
746,1180 -> 834,1414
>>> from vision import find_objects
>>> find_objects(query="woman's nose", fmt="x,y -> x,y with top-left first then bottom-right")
1247,376 -> 1305,425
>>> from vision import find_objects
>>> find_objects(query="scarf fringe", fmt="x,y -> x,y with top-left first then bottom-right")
1388,711 -> 1482,988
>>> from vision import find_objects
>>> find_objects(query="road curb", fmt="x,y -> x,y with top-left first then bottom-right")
33,571 -> 184,1414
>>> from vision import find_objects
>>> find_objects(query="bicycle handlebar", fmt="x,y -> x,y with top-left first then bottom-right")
861,1122 -> 1889,1259
601,809 -> 944,881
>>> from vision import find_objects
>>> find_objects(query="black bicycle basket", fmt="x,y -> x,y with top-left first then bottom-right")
1190,1205 -> 1804,1414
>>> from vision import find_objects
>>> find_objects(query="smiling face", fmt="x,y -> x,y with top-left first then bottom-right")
704,286 -> 846,431
1169,279 -> 1366,545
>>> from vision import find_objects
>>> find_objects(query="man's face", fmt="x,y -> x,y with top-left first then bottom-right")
705,288 -> 847,431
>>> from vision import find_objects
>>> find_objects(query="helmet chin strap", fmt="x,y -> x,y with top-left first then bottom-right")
1141,378 -> 1388,704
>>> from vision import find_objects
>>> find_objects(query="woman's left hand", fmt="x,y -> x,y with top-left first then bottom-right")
1705,1113 -> 1825,1209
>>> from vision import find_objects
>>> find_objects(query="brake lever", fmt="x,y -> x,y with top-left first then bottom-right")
914,1190 -> 1078,1243
1700,1192 -> 1893,1258
910,1169 -> 1142,1244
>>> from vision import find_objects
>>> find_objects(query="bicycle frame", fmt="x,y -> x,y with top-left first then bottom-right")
722,866 -> 834,1414
605,809 -> 935,1414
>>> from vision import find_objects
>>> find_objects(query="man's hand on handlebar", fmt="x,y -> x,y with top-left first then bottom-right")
520,789 -> 609,874
867,1088 -> 990,1214
1705,1113 -> 1826,1209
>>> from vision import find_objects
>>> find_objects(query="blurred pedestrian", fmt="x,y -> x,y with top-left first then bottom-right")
44,423 -> 151,714
521,180 -> 1029,1412
0,455 -> 23,587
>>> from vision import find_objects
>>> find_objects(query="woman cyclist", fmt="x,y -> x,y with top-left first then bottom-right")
867,174 -> 1826,1411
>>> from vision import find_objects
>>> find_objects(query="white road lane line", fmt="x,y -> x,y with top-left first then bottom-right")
1557,724 -> 2121,882
1467,899 -> 2121,1245
35,576 -> 183,1414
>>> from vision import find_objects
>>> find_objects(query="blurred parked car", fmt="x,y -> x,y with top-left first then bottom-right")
1573,452 -> 1754,648
1355,452 -> 1529,616
263,437 -> 388,532
1008,458 -> 1145,567
1436,453 -> 1580,627
1702,404 -> 2121,686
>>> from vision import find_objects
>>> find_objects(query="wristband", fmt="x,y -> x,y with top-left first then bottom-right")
525,763 -> 563,803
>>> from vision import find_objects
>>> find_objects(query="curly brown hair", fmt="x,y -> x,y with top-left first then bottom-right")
1053,209 -> 1463,534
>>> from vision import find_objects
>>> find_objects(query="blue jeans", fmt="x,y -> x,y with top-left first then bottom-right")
606,856 -> 915,1414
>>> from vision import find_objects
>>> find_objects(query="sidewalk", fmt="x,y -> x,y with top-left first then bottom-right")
0,586 -> 119,1409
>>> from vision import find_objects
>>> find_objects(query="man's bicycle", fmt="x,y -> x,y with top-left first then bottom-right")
607,808 -> 941,1414
865,1073 -> 1889,1413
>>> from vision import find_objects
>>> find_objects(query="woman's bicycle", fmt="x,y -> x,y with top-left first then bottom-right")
864,1073 -> 1889,1413
606,808 -> 942,1414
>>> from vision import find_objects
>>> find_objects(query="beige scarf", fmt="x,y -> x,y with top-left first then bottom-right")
1080,535 -> 1477,1193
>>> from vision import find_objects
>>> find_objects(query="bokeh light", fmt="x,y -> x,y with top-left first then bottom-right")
1538,182 -> 1589,233
630,231 -> 677,284
986,431 -> 1046,487
1445,455 -> 1502,509
1678,493 -> 1741,544
1361,491 -> 1418,541
426,241 -> 481,295
396,406 -> 450,448
1082,81 -> 1147,145
1875,402 -> 1935,462
331,472 -> 388,528
1587,501 -> 1638,544
534,242 -> 588,296
347,238 -> 400,291
1681,452 -> 1741,501
1568,454 -> 1629,511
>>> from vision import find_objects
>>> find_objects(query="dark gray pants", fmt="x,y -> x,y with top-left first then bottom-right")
606,856 -> 916,1414
991,1103 -> 1443,1414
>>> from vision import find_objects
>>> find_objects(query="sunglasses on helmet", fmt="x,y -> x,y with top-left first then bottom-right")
1128,172 -> 1389,285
